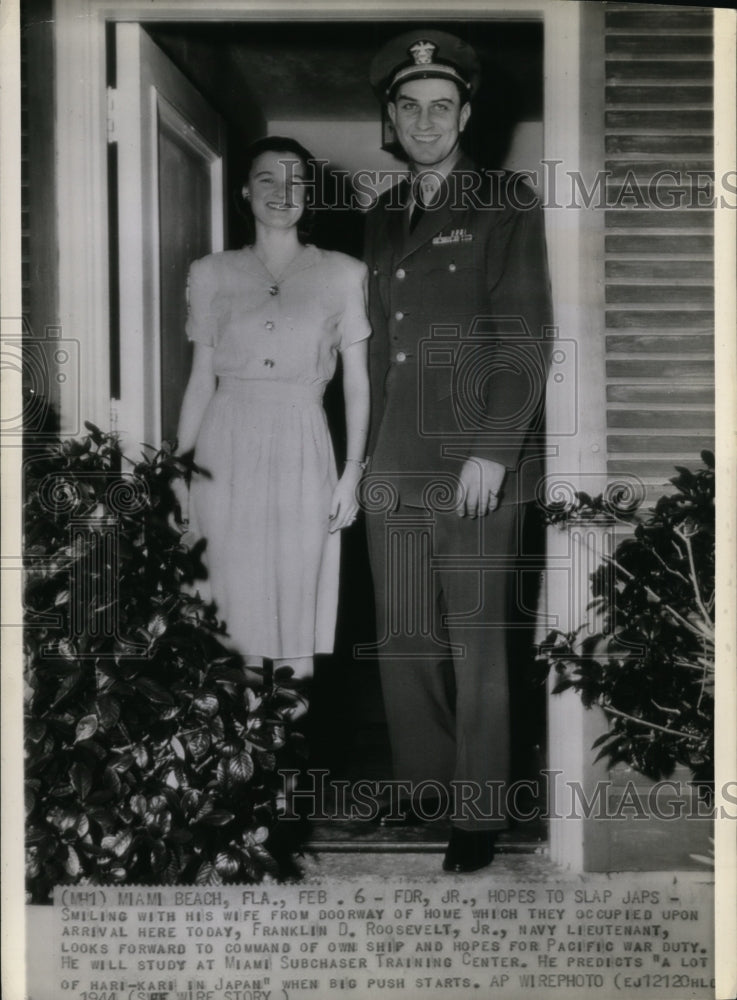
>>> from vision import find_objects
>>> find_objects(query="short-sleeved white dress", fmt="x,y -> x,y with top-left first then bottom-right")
185,244 -> 371,659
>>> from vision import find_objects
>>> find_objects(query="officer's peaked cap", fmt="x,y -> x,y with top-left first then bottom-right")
370,30 -> 480,101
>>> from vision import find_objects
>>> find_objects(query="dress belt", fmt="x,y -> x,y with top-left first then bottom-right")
217,376 -> 325,402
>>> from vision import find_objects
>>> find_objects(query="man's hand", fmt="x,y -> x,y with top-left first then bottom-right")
455,458 -> 506,517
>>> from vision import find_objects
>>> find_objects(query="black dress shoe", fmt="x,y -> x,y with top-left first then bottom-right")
442,828 -> 496,873
376,797 -> 445,827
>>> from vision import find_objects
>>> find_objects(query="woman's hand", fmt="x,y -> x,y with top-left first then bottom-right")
170,475 -> 191,530
328,464 -> 363,533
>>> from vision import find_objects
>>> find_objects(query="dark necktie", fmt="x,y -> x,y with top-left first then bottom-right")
409,177 -> 439,233
409,189 -> 426,233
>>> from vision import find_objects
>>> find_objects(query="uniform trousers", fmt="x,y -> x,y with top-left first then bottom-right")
366,499 -> 523,832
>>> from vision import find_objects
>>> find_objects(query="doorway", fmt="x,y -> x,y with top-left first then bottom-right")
109,17 -> 548,848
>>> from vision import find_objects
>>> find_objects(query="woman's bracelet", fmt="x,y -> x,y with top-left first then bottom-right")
345,458 -> 367,471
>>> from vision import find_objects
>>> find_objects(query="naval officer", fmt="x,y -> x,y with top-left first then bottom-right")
363,30 -> 553,872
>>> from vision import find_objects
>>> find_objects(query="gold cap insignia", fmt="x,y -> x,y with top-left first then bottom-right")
409,40 -> 437,66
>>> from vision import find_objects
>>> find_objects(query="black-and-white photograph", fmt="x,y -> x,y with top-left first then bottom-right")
1,0 -> 735,998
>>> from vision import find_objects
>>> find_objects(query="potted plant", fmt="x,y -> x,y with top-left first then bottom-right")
24,423 -> 307,903
538,451 -> 714,788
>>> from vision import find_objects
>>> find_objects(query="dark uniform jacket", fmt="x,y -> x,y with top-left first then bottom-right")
364,154 -> 553,507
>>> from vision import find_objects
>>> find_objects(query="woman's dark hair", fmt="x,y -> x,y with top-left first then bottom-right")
234,135 -> 317,244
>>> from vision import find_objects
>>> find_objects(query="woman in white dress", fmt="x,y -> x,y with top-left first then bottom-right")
175,137 -> 371,714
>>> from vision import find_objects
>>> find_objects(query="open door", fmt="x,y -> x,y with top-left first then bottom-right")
110,23 -> 225,452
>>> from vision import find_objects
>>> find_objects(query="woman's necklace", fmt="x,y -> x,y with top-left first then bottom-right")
251,244 -> 304,285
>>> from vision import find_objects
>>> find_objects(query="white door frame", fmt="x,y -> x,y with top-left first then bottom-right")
54,0 -> 608,868
112,22 -> 224,453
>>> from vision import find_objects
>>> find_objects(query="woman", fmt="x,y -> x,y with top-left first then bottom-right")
175,136 -> 371,705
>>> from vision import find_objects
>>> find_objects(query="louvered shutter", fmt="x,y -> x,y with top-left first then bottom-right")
604,4 -> 714,502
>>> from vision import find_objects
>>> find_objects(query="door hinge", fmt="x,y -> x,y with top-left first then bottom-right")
107,87 -> 118,143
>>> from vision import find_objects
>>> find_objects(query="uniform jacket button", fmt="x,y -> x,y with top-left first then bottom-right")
448,262 -> 457,272
265,320 -> 275,331
396,267 -> 406,279
395,310 -> 404,321
395,351 -> 407,363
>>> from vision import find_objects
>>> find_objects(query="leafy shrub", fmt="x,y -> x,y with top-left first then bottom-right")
24,424 -> 306,903
539,452 -> 714,786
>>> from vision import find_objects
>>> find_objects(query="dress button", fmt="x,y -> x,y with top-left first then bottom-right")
395,351 -> 407,363
396,268 -> 406,280
395,310 -> 404,321
448,262 -> 457,272
265,320 -> 275,331
268,284 -> 279,295
372,266 -> 379,276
